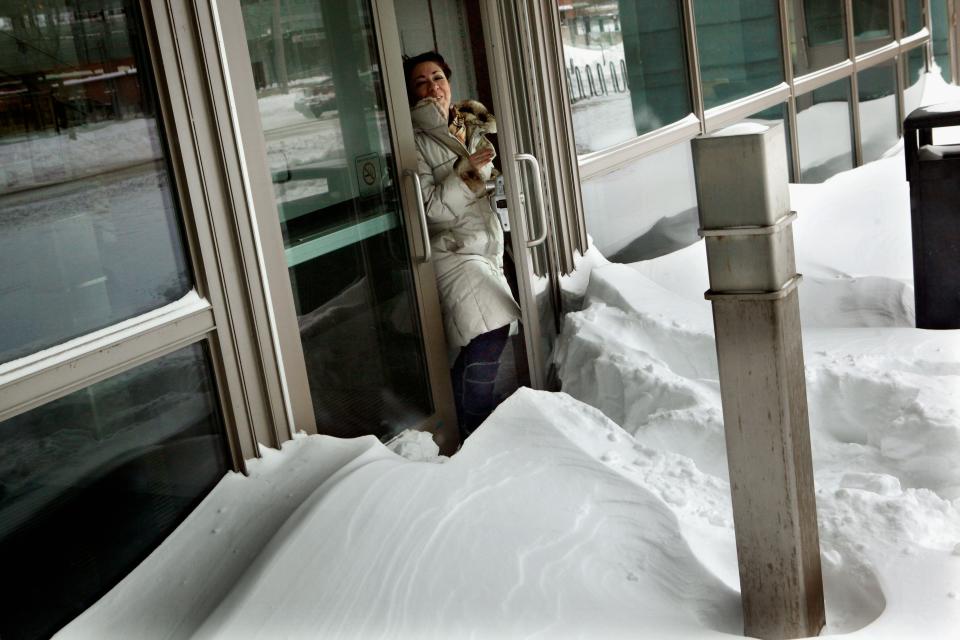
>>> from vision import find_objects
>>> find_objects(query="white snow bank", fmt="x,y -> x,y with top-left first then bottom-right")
61,390 -> 744,640
606,149 -> 917,329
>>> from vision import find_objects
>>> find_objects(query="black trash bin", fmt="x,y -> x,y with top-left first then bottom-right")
904,101 -> 960,329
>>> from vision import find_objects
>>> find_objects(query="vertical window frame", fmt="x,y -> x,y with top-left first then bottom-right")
0,0 -> 304,471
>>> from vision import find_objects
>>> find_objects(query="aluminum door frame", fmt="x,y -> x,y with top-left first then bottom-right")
480,0 -> 585,390
211,0 -> 459,452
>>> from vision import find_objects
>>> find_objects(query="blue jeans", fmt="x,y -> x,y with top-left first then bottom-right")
451,325 -> 510,440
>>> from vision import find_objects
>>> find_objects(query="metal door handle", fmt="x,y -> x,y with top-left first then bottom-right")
404,169 -> 432,262
515,153 -> 548,248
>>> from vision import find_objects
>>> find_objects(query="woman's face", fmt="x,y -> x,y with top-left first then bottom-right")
410,61 -> 451,114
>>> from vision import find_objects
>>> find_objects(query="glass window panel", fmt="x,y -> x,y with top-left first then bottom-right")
853,0 -> 894,54
694,0 -> 785,110
559,1 -> 692,154
240,0 -> 432,439
931,0 -> 953,82
903,46 -> 928,117
904,0 -> 924,35
858,60 -> 899,163
796,78 -> 855,182
582,142 -> 699,262
787,0 -> 849,76
0,1 -> 193,365
747,102 -> 796,182
0,343 -> 231,640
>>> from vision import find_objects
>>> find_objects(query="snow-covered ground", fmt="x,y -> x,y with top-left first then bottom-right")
58,75 -> 960,639
555,74 -> 960,638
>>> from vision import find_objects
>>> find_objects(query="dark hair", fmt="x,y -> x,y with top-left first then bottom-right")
402,51 -> 452,106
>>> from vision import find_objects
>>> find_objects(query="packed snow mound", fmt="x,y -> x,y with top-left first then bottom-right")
554,268 -> 960,637
57,73 -> 960,640
62,390 -> 746,639
556,262 -> 960,497
806,344 -> 960,497
552,265 -> 725,478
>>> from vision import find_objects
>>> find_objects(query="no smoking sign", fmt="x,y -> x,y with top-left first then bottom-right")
355,152 -> 381,198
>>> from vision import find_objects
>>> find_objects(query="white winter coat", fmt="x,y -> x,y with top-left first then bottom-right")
411,98 -> 520,349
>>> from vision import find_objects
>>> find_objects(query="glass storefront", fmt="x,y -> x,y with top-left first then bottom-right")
853,0 -> 895,54
857,59 -> 899,163
788,0 -> 849,76
239,0 -> 433,439
694,0 -> 785,109
904,0 -> 925,35
575,0 -> 956,261
0,4 -> 237,639
796,78 -> 855,182
559,0 -> 692,153
931,0 -> 953,82
0,0 -> 192,364
0,1 -> 956,636
0,343 -> 230,640
581,142 -> 699,262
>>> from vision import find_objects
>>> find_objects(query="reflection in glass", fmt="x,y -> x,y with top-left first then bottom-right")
903,46 -> 928,117
931,0 -> 953,82
0,1 -> 192,364
747,102 -> 795,182
796,78 -> 854,182
240,0 -> 432,439
904,0 -> 924,35
582,142 -> 699,262
694,0 -> 784,109
787,0 -> 848,76
853,0 -> 894,54
559,1 -> 691,154
858,60 -> 898,163
0,343 -> 230,640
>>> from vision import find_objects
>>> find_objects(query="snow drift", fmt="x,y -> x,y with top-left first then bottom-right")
553,74 -> 960,638
57,74 -> 960,640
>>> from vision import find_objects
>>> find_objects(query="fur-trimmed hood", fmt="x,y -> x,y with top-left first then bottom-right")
411,98 -> 497,141
410,96 -> 449,135
411,97 -> 499,196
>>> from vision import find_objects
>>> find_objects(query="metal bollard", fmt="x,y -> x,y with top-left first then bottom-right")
692,123 -> 825,640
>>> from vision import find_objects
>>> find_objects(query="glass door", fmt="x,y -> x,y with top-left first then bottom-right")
223,0 -> 458,451
480,0 -> 585,390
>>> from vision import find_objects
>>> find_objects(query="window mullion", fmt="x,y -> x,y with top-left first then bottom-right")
0,301 -> 216,424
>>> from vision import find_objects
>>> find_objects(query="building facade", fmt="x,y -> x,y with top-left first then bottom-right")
0,1 -> 955,637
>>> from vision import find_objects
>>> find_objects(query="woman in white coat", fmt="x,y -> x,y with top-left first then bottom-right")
403,51 -> 520,439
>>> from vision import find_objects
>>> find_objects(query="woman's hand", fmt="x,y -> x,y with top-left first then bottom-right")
468,148 -> 494,171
